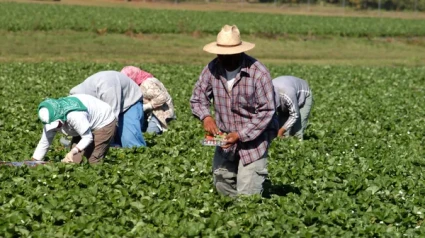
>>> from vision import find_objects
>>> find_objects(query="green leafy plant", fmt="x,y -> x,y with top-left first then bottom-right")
1,2 -> 425,37
1,62 -> 425,236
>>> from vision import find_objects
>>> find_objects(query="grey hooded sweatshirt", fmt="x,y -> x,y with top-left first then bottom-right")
70,71 -> 142,120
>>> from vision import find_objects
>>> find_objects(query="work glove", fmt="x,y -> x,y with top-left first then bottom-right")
143,103 -> 153,112
61,147 -> 79,163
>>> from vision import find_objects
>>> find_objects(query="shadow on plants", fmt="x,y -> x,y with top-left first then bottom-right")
143,133 -> 158,147
145,140 -> 157,147
303,132 -> 319,141
262,179 -> 301,198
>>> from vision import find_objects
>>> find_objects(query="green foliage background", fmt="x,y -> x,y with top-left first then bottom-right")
1,62 -> 425,236
1,1 -> 425,236
1,2 -> 425,37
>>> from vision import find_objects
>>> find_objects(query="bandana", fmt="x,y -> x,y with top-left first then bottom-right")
38,97 -> 87,124
121,66 -> 153,85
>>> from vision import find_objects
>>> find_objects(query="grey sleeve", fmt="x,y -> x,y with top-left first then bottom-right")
69,84 -> 83,95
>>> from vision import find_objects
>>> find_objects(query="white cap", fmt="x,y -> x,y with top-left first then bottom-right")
38,107 -> 60,131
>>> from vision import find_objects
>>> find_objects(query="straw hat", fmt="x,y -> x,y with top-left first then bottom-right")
203,25 -> 255,55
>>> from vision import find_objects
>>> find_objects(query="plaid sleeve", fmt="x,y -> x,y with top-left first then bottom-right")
238,71 -> 276,142
190,66 -> 213,121
281,94 -> 300,130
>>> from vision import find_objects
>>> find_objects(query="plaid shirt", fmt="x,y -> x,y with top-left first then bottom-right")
190,53 -> 278,165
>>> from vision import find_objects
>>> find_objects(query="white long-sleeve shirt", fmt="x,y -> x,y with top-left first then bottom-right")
32,94 -> 116,161
273,76 -> 311,130
69,71 -> 142,120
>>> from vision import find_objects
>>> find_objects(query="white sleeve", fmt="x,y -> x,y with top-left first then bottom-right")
32,127 -> 56,161
75,129 -> 94,151
67,111 -> 94,151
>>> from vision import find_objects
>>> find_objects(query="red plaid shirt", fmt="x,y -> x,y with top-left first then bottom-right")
190,54 -> 278,165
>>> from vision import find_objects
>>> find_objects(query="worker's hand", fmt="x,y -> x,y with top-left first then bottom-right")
221,132 -> 239,149
278,128 -> 286,138
62,147 -> 79,163
203,116 -> 219,136
143,103 -> 153,112
61,152 -> 74,163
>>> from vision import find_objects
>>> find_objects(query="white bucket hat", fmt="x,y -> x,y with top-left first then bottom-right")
38,107 -> 61,131
203,25 -> 255,55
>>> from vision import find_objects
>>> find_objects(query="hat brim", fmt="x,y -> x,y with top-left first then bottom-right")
44,121 -> 60,132
203,41 -> 255,55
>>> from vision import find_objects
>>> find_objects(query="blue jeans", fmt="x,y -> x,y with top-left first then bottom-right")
116,102 -> 146,148
142,114 -> 162,135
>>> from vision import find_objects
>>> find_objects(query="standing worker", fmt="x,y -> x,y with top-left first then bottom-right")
190,25 -> 278,197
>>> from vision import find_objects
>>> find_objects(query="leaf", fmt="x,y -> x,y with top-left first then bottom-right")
366,185 -> 380,195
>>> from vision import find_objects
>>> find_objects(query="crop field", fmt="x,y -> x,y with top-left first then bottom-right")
1,1 -> 425,237
1,62 -> 425,236
2,2 -> 425,37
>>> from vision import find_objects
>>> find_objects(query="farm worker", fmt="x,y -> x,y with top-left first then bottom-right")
31,94 -> 117,164
190,25 -> 278,197
273,76 -> 313,140
120,66 -> 176,135
69,71 -> 146,148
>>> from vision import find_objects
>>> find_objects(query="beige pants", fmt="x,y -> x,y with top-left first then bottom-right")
213,147 -> 268,197
70,119 -> 117,164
